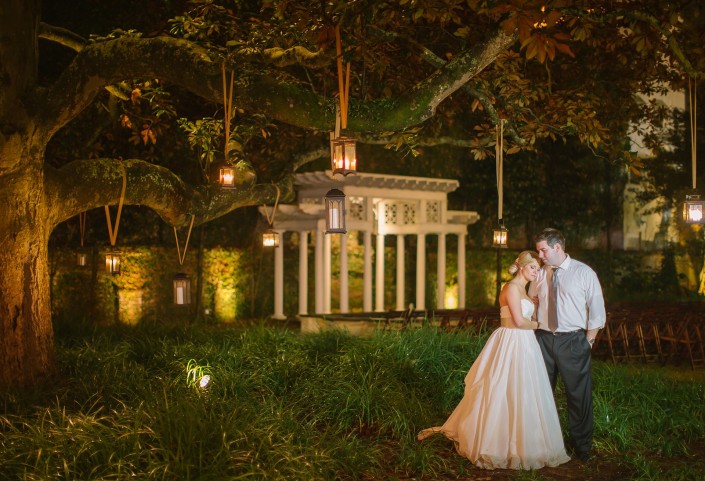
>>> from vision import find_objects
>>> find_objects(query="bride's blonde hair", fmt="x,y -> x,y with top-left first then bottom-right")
508,250 -> 540,275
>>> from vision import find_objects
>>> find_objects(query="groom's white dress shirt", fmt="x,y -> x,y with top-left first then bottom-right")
530,255 -> 606,333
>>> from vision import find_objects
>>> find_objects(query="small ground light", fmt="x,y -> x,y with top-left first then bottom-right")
199,375 -> 211,388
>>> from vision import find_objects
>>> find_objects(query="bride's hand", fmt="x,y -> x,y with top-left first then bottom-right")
531,295 -> 539,307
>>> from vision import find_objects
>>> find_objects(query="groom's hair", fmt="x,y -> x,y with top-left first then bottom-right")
534,228 -> 565,250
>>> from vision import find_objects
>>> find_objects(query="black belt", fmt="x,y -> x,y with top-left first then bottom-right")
539,329 -> 584,336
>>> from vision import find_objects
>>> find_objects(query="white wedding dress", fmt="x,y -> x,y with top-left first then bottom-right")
418,299 -> 570,470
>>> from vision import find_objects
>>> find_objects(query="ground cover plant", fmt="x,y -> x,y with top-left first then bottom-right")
1,324 -> 704,481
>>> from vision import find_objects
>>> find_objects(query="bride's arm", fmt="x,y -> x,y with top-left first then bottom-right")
503,284 -> 539,330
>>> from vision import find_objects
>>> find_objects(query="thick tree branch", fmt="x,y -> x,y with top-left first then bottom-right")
38,22 -> 87,52
370,26 -> 526,146
237,46 -> 330,68
45,158 -> 293,228
37,28 -> 517,139
38,22 -> 134,101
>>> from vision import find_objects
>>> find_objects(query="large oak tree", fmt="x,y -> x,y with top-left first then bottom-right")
1,0 -> 703,390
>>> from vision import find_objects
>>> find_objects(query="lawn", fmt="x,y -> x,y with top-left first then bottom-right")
1,324 -> 703,480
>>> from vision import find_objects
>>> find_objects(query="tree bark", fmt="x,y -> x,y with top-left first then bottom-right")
0,161 -> 56,389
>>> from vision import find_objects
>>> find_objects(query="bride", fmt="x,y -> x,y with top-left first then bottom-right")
418,250 -> 570,470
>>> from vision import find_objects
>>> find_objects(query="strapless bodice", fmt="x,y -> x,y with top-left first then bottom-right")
499,299 -> 535,328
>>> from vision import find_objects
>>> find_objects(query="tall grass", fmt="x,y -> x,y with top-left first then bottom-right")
0,324 -> 704,480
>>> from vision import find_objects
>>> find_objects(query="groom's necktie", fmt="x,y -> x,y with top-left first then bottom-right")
548,267 -> 560,332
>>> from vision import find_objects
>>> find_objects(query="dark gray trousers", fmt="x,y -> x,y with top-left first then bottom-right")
535,329 -> 593,457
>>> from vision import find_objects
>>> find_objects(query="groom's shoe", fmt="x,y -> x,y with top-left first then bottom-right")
577,451 -> 592,464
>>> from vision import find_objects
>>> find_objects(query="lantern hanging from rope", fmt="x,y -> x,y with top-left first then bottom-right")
104,164 -> 126,274
76,211 -> 89,267
493,221 -> 508,248
683,78 -> 704,224
172,215 -> 195,305
325,188 -> 347,234
492,120 -> 509,247
330,24 -> 357,176
219,62 -> 237,189
262,185 -> 281,247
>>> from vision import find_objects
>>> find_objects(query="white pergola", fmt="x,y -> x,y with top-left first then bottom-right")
259,170 -> 479,319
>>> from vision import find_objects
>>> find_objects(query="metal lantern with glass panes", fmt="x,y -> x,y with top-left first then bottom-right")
105,250 -> 121,274
493,223 -> 508,248
683,194 -> 704,224
173,272 -> 192,305
219,166 -> 236,189
325,188 -> 347,233
76,249 -> 89,267
262,229 -> 280,247
331,135 -> 357,176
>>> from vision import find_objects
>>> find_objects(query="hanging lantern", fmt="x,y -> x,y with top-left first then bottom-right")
104,165 -> 126,275
329,25 -> 360,175
331,135 -> 357,176
683,79 -> 702,225
325,188 -> 346,234
493,223 -> 508,248
173,272 -> 192,305
77,212 -> 89,267
105,250 -> 121,275
683,194 -> 704,224
76,249 -> 89,267
493,121 -> 508,248
262,229 -> 280,247
219,166 -> 236,189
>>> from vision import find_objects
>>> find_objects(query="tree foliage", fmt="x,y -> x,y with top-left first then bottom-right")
1,0 -> 705,389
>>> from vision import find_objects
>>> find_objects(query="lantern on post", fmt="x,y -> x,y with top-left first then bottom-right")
330,24 -> 357,177
76,211 -> 89,267
172,215 -> 195,305
683,78 -> 704,225
325,188 -> 346,234
262,185 -> 281,247
104,164 -> 126,275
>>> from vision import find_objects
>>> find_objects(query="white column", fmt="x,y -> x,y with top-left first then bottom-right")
340,233 -> 349,313
315,228 -> 323,314
396,235 -> 405,310
458,233 -> 466,309
416,233 -> 426,310
298,231 -> 308,315
436,233 -> 447,309
273,230 -> 286,319
323,232 -> 332,313
363,231 -> 373,312
375,233 -> 385,312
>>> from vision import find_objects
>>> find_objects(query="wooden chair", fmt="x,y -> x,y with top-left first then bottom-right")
657,307 -> 705,368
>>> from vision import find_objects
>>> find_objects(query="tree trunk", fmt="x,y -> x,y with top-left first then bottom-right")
0,167 -> 56,389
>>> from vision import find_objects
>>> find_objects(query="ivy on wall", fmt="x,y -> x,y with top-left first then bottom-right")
49,241 -> 692,327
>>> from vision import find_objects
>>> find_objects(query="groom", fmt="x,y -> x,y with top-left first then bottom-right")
530,228 -> 606,463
